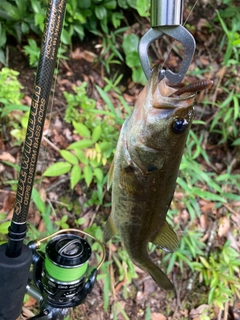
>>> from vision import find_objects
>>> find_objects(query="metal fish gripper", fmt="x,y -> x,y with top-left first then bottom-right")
138,0 -> 196,84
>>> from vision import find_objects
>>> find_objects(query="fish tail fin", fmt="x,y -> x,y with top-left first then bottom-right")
146,261 -> 174,290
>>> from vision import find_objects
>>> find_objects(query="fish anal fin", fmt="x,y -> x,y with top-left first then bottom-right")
103,215 -> 117,243
151,221 -> 178,252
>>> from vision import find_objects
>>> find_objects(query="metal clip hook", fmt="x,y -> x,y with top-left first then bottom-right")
138,0 -> 196,84
138,26 -> 196,83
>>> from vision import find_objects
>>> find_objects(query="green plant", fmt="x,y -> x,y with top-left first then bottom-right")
10,110 -> 29,144
23,38 -> 68,67
193,241 -> 240,309
0,68 -> 24,110
43,122 -> 112,203
0,213 -> 10,245
22,39 -> 40,67
122,33 -> 146,85
97,27 -> 127,74
162,230 -> 206,275
0,0 -> 40,44
216,8 -> 240,67
31,187 -> 56,234
43,82 -> 122,205
0,68 -> 30,142
210,88 -> 240,144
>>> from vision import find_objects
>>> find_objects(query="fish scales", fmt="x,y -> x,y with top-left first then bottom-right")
103,67 -> 204,290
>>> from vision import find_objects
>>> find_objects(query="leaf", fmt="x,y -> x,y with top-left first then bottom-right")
95,5 -> 107,20
192,187 -> 227,203
61,28 -> 71,45
232,137 -> 240,146
94,168 -> 103,182
123,34 -> 139,53
0,221 -> 11,234
218,216 -> 230,237
199,256 -> 211,269
60,150 -> 79,165
83,166 -> 93,187
73,121 -> 91,138
31,187 -> 46,213
67,139 -> 93,149
70,165 -> 81,189
92,125 -> 102,142
1,104 -> 29,117
43,162 -> 72,176
74,149 -> 89,165
208,286 -> 216,304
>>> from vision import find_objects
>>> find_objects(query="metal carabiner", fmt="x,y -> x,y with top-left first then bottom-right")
138,0 -> 196,84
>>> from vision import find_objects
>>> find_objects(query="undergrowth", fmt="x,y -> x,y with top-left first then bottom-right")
0,1 -> 239,319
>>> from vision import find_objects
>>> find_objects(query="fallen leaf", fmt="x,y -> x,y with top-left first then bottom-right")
0,163 -> 4,173
200,213 -> 208,230
3,192 -> 15,212
71,48 -> 96,62
218,216 -> 230,237
0,152 -> 16,163
189,304 -> 209,318
39,188 -> 47,202
227,231 -> 239,252
151,313 -> 167,320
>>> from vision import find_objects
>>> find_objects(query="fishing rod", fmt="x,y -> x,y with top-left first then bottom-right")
0,0 -> 105,319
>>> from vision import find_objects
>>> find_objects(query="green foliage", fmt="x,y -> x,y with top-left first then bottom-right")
0,213 -> 10,245
31,187 -> 56,234
97,27 -> 127,74
0,0 -> 41,44
55,214 -> 69,229
210,87 -> 240,145
193,242 -> 240,309
22,39 -> 40,67
216,7 -> 240,67
209,3 -> 240,145
122,34 -> 146,85
0,67 -> 30,142
0,68 -> 24,108
44,82 -> 121,205
163,230 -> 206,274
0,0 -> 149,66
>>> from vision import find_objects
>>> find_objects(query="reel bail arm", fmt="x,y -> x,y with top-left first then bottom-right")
138,0 -> 196,83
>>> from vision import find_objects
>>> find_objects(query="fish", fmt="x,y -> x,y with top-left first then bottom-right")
103,66 -> 212,290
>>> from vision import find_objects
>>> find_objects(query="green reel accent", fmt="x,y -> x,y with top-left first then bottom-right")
45,257 -> 88,282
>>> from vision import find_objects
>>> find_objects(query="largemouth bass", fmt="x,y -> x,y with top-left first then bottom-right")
103,67 -> 212,290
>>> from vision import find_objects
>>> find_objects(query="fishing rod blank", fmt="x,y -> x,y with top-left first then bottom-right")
0,0 -> 67,318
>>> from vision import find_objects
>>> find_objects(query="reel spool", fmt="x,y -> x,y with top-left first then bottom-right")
28,229 -> 105,309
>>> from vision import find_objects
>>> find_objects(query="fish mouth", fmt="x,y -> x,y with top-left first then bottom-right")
152,78 -> 196,110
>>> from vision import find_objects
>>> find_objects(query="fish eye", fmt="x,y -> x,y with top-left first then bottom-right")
172,118 -> 188,134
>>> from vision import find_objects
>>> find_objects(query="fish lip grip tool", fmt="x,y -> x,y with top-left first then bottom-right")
138,0 -> 196,84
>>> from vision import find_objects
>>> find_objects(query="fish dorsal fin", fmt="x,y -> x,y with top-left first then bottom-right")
103,215 -> 117,243
107,159 -> 114,190
151,221 -> 178,252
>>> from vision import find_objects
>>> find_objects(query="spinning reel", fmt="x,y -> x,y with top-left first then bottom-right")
26,229 -> 106,319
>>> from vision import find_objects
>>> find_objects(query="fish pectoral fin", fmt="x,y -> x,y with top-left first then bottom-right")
103,215 -> 117,243
107,160 -> 114,190
151,221 -> 178,252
